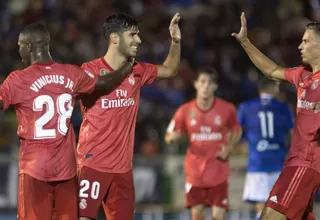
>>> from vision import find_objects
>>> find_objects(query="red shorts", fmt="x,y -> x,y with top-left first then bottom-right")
185,181 -> 228,209
78,166 -> 135,220
17,173 -> 77,220
266,166 -> 320,220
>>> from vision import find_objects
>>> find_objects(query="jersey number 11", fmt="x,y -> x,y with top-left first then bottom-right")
258,111 -> 274,138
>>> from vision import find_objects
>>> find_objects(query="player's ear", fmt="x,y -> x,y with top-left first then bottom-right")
110,33 -> 119,45
193,80 -> 198,90
27,42 -> 32,52
213,82 -> 219,91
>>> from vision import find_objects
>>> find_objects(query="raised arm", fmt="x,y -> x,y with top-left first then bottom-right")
95,59 -> 134,91
232,12 -> 285,80
156,13 -> 181,80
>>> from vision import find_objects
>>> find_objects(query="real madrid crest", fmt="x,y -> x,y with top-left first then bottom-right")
128,73 -> 135,85
214,115 -> 221,126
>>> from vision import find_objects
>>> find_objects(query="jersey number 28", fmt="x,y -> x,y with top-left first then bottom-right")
33,94 -> 73,139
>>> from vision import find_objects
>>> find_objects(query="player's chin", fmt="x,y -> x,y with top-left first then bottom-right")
129,51 -> 138,57
301,57 -> 309,65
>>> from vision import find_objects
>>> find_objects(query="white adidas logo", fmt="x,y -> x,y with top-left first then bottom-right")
269,195 -> 278,203
222,199 -> 228,205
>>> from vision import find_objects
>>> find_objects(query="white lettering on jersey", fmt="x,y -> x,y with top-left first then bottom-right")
191,132 -> 222,141
191,126 -> 222,141
101,98 -> 135,109
256,140 -> 280,152
297,99 -> 315,110
101,89 -> 135,109
30,75 -> 74,93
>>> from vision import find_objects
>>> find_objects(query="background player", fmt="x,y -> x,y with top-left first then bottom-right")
233,12 -> 320,220
237,77 -> 294,220
77,13 -> 181,220
0,23 -> 133,220
165,68 -> 242,220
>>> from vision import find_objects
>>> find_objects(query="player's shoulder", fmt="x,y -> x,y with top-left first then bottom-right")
6,69 -> 26,81
81,58 -> 103,74
216,97 -> 235,109
287,65 -> 310,76
240,97 -> 261,107
180,100 -> 194,109
132,61 -> 155,73
175,100 -> 195,113
272,98 -> 290,109
57,63 -> 81,71
134,61 -> 150,68
81,58 -> 100,67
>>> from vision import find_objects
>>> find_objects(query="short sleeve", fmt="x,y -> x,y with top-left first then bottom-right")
284,66 -> 304,87
139,62 -> 158,85
0,71 -> 22,110
166,106 -> 186,134
75,65 -> 98,94
228,104 -> 241,132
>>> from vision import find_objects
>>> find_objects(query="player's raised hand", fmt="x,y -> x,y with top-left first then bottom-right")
169,13 -> 181,43
231,12 -> 248,43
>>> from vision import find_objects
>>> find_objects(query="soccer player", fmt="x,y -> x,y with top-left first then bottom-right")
165,68 -> 242,220
237,77 -> 294,220
0,23 -> 133,220
232,12 -> 320,220
77,13 -> 181,220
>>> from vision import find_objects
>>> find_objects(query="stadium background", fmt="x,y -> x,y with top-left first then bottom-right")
0,0 -> 320,219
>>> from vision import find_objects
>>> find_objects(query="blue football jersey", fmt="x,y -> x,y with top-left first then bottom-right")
237,96 -> 294,172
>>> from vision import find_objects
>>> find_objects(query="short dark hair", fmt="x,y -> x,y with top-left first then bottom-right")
306,22 -> 320,35
103,13 -> 138,40
258,77 -> 279,91
196,67 -> 219,83
20,23 -> 50,44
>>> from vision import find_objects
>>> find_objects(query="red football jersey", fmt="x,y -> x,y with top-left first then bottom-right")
0,62 -> 97,181
284,66 -> 320,171
77,58 -> 158,173
167,99 -> 241,187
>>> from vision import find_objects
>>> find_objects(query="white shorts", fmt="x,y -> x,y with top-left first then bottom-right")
243,171 -> 281,203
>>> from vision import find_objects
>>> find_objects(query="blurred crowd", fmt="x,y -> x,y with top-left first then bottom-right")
0,0 -> 317,153
0,0 -> 317,156
0,0 -> 318,207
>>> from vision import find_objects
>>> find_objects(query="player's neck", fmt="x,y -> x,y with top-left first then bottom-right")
260,92 -> 273,99
103,49 -> 127,70
30,49 -> 53,65
196,96 -> 214,111
311,63 -> 320,73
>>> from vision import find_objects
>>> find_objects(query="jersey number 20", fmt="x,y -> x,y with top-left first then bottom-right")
33,94 -> 73,139
258,111 -> 274,138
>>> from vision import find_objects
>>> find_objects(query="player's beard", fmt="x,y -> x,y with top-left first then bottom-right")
118,37 -> 136,58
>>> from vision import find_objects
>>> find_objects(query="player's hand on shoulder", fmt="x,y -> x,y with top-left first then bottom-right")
231,12 -> 249,44
216,144 -> 231,161
169,13 -> 181,43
